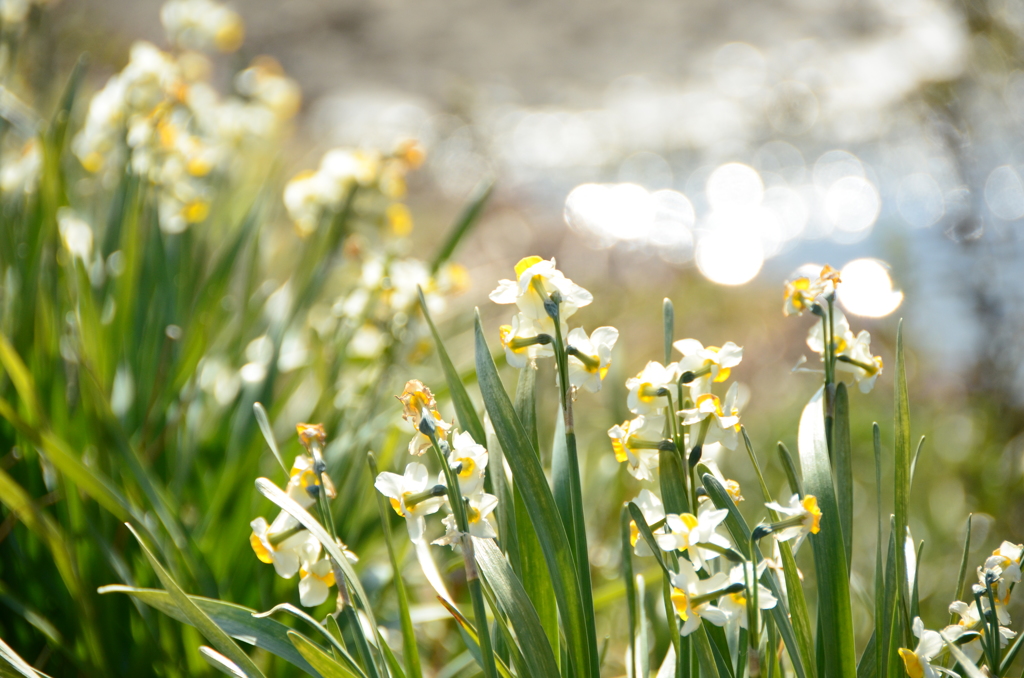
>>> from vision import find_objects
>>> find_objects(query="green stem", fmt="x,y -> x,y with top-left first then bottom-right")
428,436 -> 498,678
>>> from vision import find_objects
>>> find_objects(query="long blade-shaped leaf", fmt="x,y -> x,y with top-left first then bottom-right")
798,388 -> 856,678
834,383 -> 853,574
124,525 -> 266,678
511,368 -> 558,654
0,637 -> 46,678
430,179 -> 493,273
289,632 -> 362,678
98,586 -> 319,676
893,321 -> 912,643
474,539 -> 560,678
418,287 -> 486,445
473,312 -> 597,678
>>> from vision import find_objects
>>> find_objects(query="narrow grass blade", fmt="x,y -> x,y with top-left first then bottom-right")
430,178 -> 493,273
98,586 -> 318,675
418,287 -> 486,445
663,298 -> 674,364
951,515 -> 973,619
833,383 -> 853,574
200,647 -> 248,678
437,598 -> 516,678
124,524 -> 266,677
873,423 -> 885,678
626,503 -> 672,578
622,508 -> 639,678
253,402 -> 289,476
777,442 -> 803,498
289,632 -> 363,678
474,538 -> 560,678
253,602 -> 361,672
942,638 -> 986,678
798,388 -> 856,678
474,312 -> 597,678
0,637 -> 46,678
893,321 -> 912,640
368,454 -> 422,678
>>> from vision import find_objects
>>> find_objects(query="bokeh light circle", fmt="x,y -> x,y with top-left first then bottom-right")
837,258 -> 904,318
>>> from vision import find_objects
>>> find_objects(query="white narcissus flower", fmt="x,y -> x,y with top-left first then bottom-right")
764,493 -> 822,553
629,489 -> 666,557
567,326 -> 619,393
433,492 -> 499,547
807,308 -> 883,393
608,414 -> 665,481
625,361 -> 680,415
248,516 -> 318,578
498,313 -> 558,369
674,339 -> 743,396
448,431 -> 488,497
783,264 -> 841,316
56,208 -> 94,262
718,561 -> 777,630
898,617 -> 968,678
396,379 -> 452,456
374,462 -> 445,541
948,599 -> 1015,663
669,559 -> 730,636
161,0 -> 245,53
679,382 -> 743,451
985,540 -> 1023,581
489,256 -> 593,322
656,505 -> 731,571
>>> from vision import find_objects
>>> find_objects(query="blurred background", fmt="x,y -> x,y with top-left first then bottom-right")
15,0 -> 1024,672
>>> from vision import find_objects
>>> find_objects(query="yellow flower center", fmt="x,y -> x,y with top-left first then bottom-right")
629,521 -> 639,546
249,533 -> 273,564
897,648 -> 924,678
670,588 -> 690,621
611,436 -> 628,463
299,565 -> 336,587
458,457 -> 476,479
386,203 -> 413,237
724,480 -> 743,503
468,505 -> 482,524
390,492 -> 412,517
801,495 -> 822,534
514,256 -> 544,278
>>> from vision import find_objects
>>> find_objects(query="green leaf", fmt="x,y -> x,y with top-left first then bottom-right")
123,525 -> 266,678
942,637 -> 986,678
833,383 -> 853,574
437,598 -> 516,678
951,515 -> 972,623
367,453 -> 422,678
473,538 -> 560,678
658,448 -> 689,515
873,422 -> 885,678
430,178 -> 493,273
473,312 -> 597,678
777,442 -> 803,498
698,471 -> 810,678
252,602 -> 362,675
663,298 -> 674,364
893,321 -> 912,638
289,632 -> 362,678
200,646 -> 248,678
511,368 -> 558,655
253,402 -> 289,476
621,508 -> 640,678
0,637 -> 46,678
417,287 -> 486,446
626,503 -> 672,578
797,388 -> 856,678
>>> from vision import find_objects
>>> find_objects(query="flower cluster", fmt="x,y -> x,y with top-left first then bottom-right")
490,256 -> 618,393
248,424 -> 356,608
72,1 -> 299,233
785,264 -> 884,393
898,540 -> 1022,676
612,336 -> 743,482
283,141 -> 423,237
375,380 -> 498,548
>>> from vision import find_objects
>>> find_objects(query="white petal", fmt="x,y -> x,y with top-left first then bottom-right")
299,575 -> 329,607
